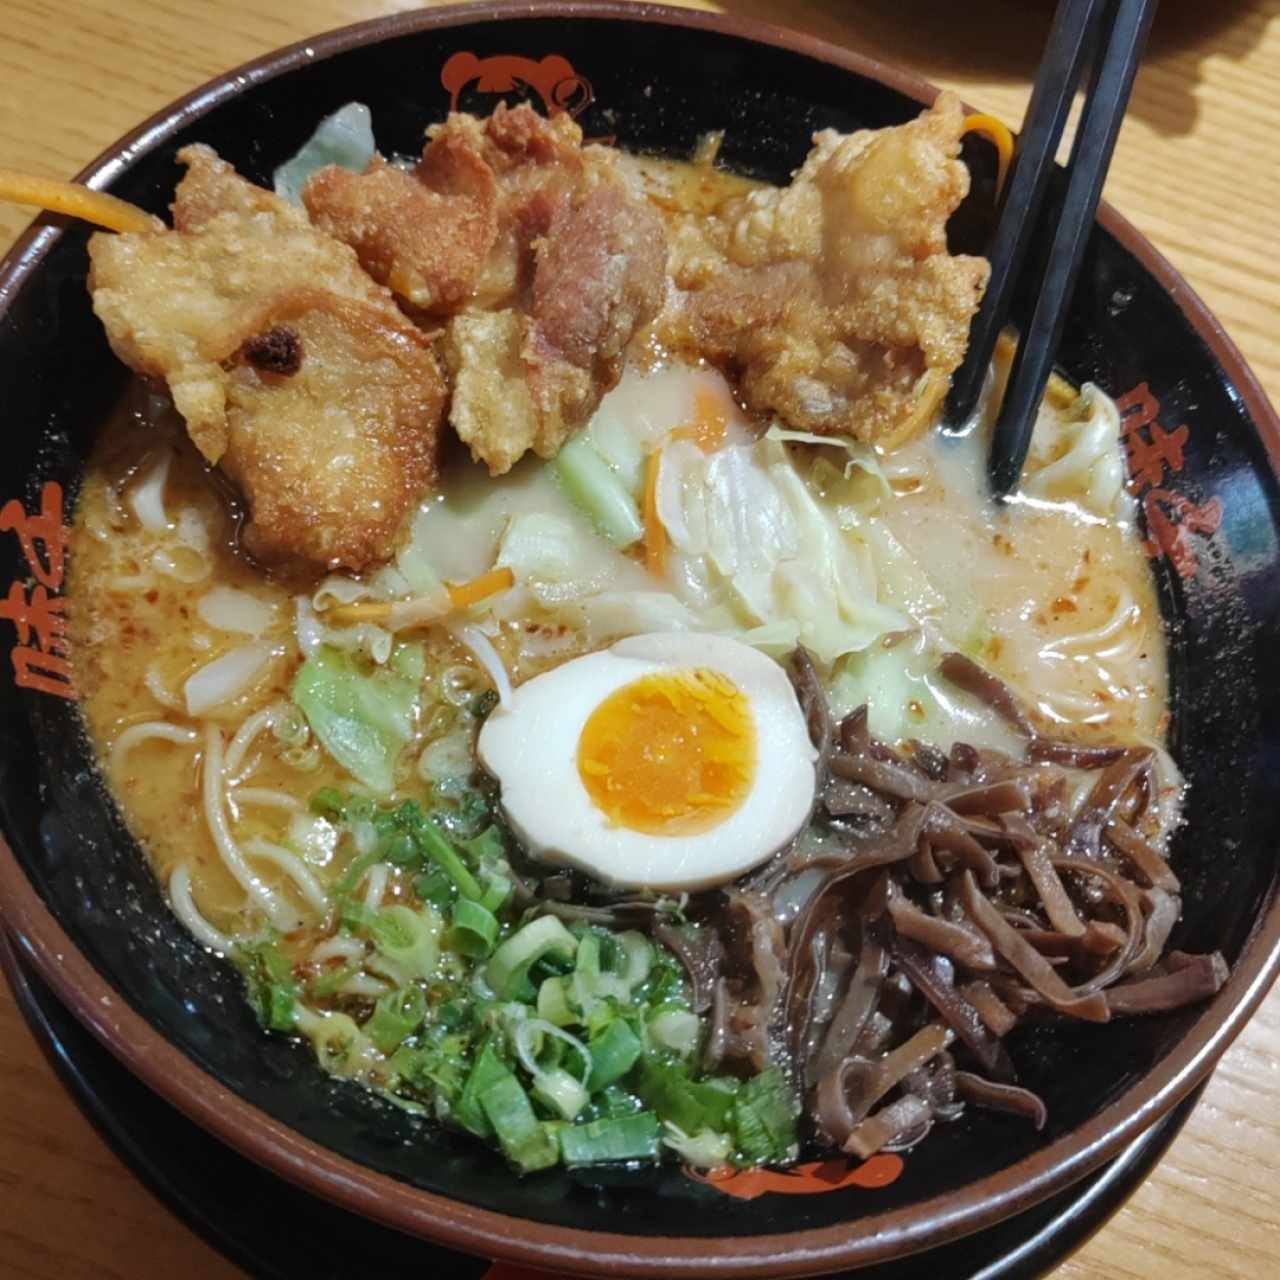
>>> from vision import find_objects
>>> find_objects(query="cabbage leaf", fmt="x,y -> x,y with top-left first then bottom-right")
764,424 -> 890,496
292,642 -> 425,793
655,437 -> 905,664
273,102 -> 376,204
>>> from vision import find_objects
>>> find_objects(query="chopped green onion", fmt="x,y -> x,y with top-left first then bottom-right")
367,985 -> 427,1055
633,1057 -> 738,1135
639,944 -> 688,1007
430,778 -> 490,838
451,898 -> 500,958
297,1008 -> 367,1073
479,1072 -> 561,1172
436,999 -> 471,1031
560,1112 -> 660,1166
340,899 -> 379,934
330,847 -> 382,902
344,903 -> 441,985
308,961 -> 361,999
647,1008 -> 701,1058
391,1038 -> 467,1102
572,930 -> 599,985
531,1067 -> 589,1122
537,976 -> 576,1028
414,868 -> 458,910
512,1018 -> 592,1123
408,812 -> 483,901
587,1018 -> 642,1092
570,930 -> 630,1015
379,830 -> 419,867
616,931 -> 653,990
309,786 -> 349,821
235,937 -> 299,1032
730,1068 -> 800,1166
479,869 -> 512,913
662,1123 -> 733,1169
551,434 -> 645,547
456,1040 -> 509,1139
594,1085 -> 646,1119
487,915 -> 579,1000
460,826 -> 506,863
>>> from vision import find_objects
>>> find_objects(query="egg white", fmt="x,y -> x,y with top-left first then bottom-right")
476,632 -> 817,891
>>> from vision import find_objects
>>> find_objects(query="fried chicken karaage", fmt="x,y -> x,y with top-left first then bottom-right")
304,104 -> 668,476
84,97 -> 989,579
662,93 -> 988,449
89,145 -> 445,571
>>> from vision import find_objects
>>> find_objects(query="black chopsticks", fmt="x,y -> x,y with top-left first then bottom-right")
945,0 -> 1158,498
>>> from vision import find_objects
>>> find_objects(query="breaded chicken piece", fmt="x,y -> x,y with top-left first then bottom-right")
89,144 -> 445,571
304,105 -> 667,475
442,310 -> 541,477
663,93 -> 988,450
303,149 -> 498,313
523,183 -> 667,444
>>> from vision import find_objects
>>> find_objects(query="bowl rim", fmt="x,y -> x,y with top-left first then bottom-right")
2,1 -> 1279,1274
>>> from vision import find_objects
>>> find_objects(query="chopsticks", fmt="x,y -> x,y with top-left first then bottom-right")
945,0 -> 1158,498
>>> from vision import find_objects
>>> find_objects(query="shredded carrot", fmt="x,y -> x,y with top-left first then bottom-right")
670,383 -> 730,452
962,114 -> 1014,195
326,567 -> 514,628
326,600 -> 394,625
446,565 -> 515,609
643,448 -> 668,577
0,168 -> 160,235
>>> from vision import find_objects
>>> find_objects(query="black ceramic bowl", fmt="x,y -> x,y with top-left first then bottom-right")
1,4 -> 1278,1276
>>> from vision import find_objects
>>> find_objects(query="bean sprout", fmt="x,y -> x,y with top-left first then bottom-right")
440,663 -> 484,708
223,702 -> 288,781
144,664 -> 184,710
127,452 -> 171,531
452,625 -> 513,708
363,863 -> 389,911
338,973 -> 393,999
310,934 -> 367,965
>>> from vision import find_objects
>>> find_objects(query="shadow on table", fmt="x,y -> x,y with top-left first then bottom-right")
717,0 -> 1276,135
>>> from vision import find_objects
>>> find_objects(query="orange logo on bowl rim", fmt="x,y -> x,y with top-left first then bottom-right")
686,1152 -> 904,1200
0,480 -> 74,700
440,52 -> 594,118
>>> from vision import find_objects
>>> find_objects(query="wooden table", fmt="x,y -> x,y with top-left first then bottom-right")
1,1 -> 1277,1276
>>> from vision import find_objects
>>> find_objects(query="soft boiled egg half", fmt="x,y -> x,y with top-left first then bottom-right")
477,632 -> 817,890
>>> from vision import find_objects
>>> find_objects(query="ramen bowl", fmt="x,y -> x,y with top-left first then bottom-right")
1,3 -> 1278,1275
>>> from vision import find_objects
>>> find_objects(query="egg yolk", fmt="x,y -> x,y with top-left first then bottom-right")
576,668 -> 756,836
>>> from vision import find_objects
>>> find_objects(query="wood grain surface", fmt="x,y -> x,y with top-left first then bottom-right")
1,2 -> 1277,1277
